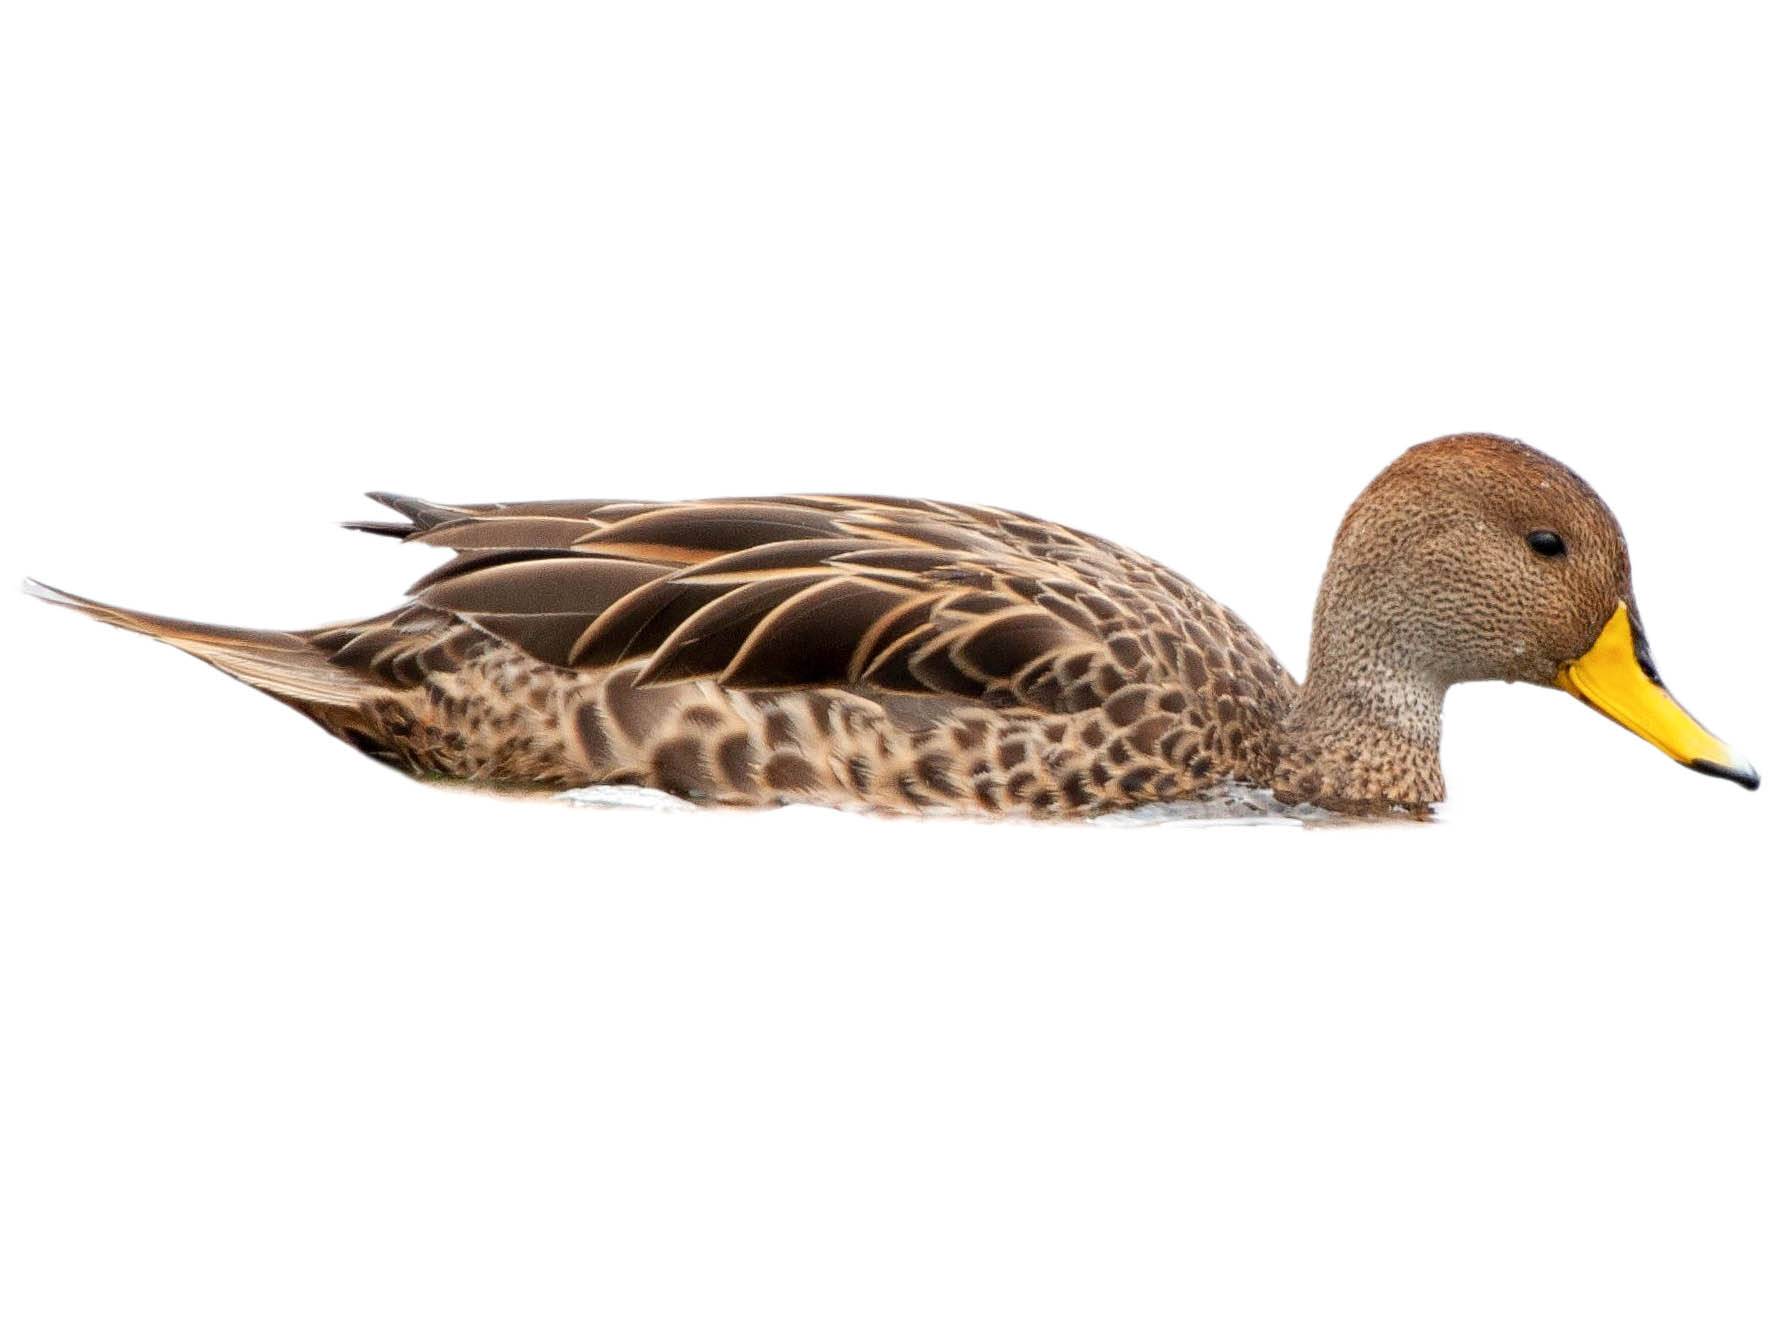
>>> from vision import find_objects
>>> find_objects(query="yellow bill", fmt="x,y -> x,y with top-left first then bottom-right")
1555,602 -> 1758,789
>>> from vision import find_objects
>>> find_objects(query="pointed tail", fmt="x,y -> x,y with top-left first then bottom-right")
22,578 -> 369,708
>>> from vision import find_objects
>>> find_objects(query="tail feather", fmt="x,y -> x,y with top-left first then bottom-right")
340,518 -> 415,539
342,492 -> 466,540
22,578 -> 369,708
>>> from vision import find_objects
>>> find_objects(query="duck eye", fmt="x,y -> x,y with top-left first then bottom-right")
1526,530 -> 1567,558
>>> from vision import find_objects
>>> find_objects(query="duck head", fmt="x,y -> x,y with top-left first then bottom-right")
1272,433 -> 1757,812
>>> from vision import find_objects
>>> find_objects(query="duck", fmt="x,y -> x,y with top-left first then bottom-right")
24,433 -> 1758,816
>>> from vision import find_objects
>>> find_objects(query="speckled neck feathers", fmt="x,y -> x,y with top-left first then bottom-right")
1270,669 -> 1447,812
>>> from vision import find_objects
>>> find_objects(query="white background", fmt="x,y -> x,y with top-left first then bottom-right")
2,3 -> 1787,1340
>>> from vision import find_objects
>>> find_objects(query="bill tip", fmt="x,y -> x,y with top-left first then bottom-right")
1688,757 -> 1761,790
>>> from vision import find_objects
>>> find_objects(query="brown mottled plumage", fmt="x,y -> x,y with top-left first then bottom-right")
26,434 -> 1757,815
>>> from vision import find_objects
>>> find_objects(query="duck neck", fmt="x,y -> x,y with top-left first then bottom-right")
1272,654 -> 1448,813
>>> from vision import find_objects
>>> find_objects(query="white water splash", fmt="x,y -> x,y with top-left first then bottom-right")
1087,786 -> 1338,828
556,781 -> 1347,827
556,784 -> 700,813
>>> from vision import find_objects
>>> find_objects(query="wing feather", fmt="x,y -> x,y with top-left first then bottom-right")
572,503 -> 845,557
633,576 -> 816,686
408,516 -> 598,551
418,555 -> 668,615
568,576 -> 735,668
715,578 -> 918,690
347,492 -> 1207,713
